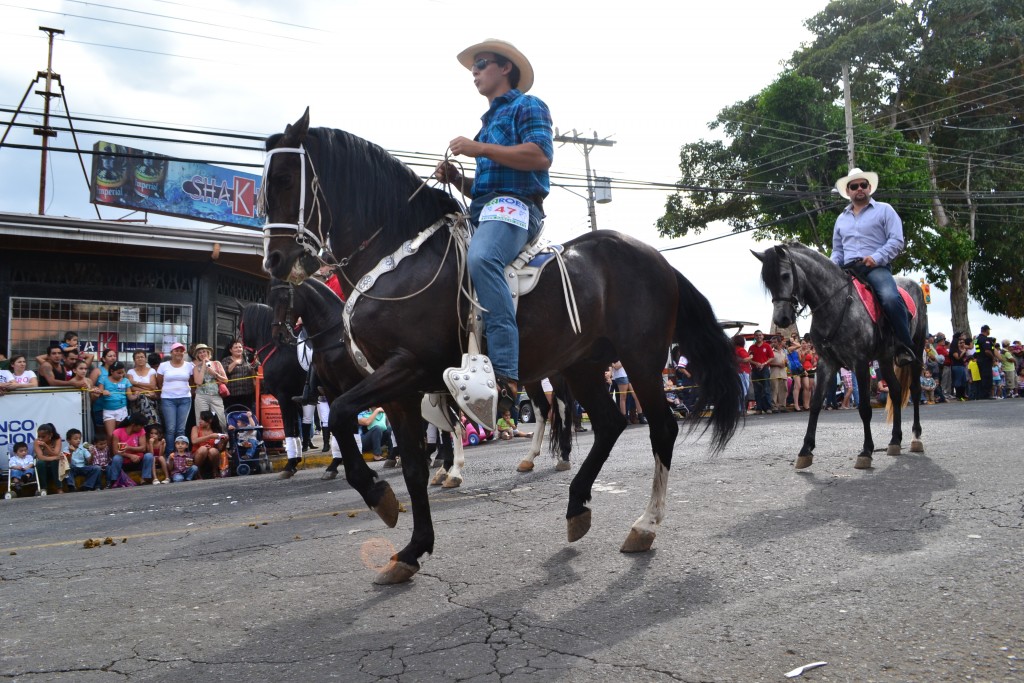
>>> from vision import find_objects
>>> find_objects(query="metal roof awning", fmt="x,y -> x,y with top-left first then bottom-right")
0,211 -> 266,277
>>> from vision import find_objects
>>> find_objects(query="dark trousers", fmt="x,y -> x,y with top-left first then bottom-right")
847,263 -> 913,348
751,367 -> 772,411
978,357 -> 994,397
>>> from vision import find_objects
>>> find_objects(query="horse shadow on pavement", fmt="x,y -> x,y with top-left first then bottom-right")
722,454 -> 956,555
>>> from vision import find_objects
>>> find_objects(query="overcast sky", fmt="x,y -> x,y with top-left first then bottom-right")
2,0 -> 1021,342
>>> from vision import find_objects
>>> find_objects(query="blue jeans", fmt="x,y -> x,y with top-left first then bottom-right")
108,453 -> 154,482
468,193 -> 543,380
751,367 -> 771,411
849,263 -> 913,349
161,397 -> 192,456
172,465 -> 199,482
738,373 -> 751,412
361,427 -> 391,457
70,465 -> 103,490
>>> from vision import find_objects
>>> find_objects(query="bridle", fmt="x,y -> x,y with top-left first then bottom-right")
257,145 -> 328,263
771,246 -> 804,311
268,280 -> 347,352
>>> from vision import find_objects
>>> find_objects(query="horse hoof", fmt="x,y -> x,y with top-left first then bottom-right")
910,439 -> 924,453
567,509 -> 592,543
516,460 -> 535,473
854,456 -> 873,469
886,444 -> 901,456
429,468 -> 447,486
320,470 -> 338,481
279,469 -> 296,480
372,485 -> 400,528
555,459 -> 571,472
620,528 -> 656,553
442,475 -> 463,489
795,455 -> 814,469
373,559 -> 419,585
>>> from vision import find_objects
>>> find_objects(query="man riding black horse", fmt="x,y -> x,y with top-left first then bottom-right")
831,167 -> 916,367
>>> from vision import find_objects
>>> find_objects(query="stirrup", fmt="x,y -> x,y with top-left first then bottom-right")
443,353 -> 498,430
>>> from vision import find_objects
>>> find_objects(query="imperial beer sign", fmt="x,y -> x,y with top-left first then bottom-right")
89,141 -> 263,229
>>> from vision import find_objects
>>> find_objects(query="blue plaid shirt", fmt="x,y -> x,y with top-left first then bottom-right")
471,89 -> 553,200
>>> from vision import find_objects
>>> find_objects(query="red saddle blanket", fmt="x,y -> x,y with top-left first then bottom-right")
852,279 -> 917,324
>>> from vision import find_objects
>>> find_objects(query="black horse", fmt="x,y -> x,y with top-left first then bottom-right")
240,302 -> 307,462
268,276 -> 578,487
754,242 -> 927,469
261,109 -> 741,584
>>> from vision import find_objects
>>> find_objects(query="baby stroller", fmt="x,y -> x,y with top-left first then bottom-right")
225,405 -> 272,475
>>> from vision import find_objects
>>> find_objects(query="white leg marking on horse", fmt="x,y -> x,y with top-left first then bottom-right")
285,436 -> 301,460
632,458 -> 669,532
329,436 -> 342,459
445,423 -> 466,485
523,419 -> 546,464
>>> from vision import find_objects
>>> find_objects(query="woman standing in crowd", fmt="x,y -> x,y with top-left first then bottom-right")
222,338 -> 257,414
191,343 -> 227,430
88,348 -> 118,386
799,337 -> 818,411
0,354 -> 38,390
88,348 -> 118,430
33,423 -> 63,495
128,350 -> 161,427
785,333 -> 804,411
191,410 -> 229,478
733,336 -> 752,414
949,333 -> 970,401
157,342 -> 194,454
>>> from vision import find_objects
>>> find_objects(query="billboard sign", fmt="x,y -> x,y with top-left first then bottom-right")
89,141 -> 263,229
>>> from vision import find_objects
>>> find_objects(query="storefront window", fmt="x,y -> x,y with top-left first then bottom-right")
8,298 -> 192,362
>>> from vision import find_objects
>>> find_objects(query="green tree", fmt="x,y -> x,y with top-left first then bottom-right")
661,0 -> 1024,330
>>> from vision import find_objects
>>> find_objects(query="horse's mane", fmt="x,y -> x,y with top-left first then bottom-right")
301,127 -> 463,252
759,240 -> 839,296
240,303 -> 277,350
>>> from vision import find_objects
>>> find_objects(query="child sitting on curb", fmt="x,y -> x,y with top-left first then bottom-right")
496,409 -> 533,441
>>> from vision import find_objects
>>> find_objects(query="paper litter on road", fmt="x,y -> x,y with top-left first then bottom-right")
785,661 -> 827,678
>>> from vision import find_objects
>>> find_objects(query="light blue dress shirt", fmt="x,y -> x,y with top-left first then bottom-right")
831,198 -> 904,266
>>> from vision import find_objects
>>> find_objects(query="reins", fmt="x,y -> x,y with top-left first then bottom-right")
777,246 -> 856,353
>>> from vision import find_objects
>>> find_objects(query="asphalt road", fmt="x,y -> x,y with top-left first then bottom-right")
2,399 -> 1022,682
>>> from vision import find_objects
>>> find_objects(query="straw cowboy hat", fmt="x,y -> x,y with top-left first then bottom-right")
835,167 -> 879,199
457,39 -> 535,93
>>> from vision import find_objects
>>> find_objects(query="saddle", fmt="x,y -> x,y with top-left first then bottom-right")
849,278 -> 917,325
443,236 -> 580,431
505,238 -> 565,310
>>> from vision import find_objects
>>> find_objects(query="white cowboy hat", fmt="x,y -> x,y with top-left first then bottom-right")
457,39 -> 535,93
835,167 -> 879,199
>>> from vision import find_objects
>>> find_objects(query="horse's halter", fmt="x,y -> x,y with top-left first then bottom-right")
257,145 -> 327,263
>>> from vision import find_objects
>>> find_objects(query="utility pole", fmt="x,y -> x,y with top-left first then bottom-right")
842,61 -> 856,169
35,26 -> 64,215
553,129 -> 615,230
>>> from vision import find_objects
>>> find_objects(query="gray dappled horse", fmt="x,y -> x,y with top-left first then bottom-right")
754,242 -> 927,469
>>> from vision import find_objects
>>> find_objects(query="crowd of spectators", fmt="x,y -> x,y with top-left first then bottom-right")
719,328 -> 1024,415
1,331 -> 263,496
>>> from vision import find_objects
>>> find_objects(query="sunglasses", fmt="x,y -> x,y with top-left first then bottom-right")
472,58 -> 501,71
847,181 -> 870,191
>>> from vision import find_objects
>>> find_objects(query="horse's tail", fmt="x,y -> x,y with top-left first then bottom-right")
547,378 -> 574,458
885,363 -> 913,424
673,270 -> 741,453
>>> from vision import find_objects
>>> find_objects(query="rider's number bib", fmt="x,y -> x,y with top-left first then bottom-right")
479,196 -> 529,230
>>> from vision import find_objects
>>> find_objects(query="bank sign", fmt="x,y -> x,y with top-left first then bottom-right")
89,141 -> 263,229
0,389 -> 89,454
